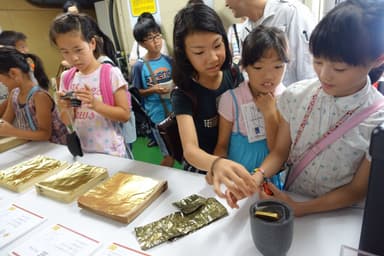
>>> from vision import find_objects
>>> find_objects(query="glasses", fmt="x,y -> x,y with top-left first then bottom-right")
143,34 -> 162,42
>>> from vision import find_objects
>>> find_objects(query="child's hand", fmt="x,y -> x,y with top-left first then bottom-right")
254,93 -> 276,115
152,84 -> 170,95
206,158 -> 258,199
0,119 -> 13,136
56,91 -> 73,110
74,85 -> 101,110
159,85 -> 171,94
259,182 -> 301,216
225,188 -> 253,209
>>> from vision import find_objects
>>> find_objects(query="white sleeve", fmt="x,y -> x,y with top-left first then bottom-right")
160,39 -> 169,55
286,4 -> 317,82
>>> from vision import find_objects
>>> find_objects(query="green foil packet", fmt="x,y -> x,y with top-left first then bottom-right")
135,195 -> 228,250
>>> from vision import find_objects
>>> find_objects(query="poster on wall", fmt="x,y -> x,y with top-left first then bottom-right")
127,0 -> 161,29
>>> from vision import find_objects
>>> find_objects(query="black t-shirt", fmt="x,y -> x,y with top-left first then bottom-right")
172,67 -> 242,154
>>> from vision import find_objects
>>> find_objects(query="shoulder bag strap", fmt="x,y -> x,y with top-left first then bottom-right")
232,23 -> 240,53
285,99 -> 384,189
229,89 -> 240,133
143,59 -> 170,115
24,86 -> 41,131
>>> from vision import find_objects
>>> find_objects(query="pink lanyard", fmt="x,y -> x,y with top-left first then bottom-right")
289,87 -> 360,164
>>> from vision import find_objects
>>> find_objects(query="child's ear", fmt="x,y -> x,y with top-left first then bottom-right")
137,41 -> 145,48
8,68 -> 21,79
90,37 -> 97,51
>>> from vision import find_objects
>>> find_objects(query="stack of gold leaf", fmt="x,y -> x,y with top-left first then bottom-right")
35,162 -> 109,203
0,155 -> 67,192
77,172 -> 167,224
0,136 -> 28,153
135,194 -> 228,250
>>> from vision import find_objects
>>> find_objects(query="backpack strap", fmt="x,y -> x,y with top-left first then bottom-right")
62,67 -> 78,91
63,64 -> 115,105
99,63 -> 114,105
24,85 -> 41,131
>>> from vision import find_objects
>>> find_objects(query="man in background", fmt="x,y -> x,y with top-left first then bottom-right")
225,0 -> 317,86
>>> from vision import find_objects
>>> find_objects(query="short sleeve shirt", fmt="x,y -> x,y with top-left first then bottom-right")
60,65 -> 127,157
278,78 -> 384,196
172,67 -> 243,154
132,55 -> 172,124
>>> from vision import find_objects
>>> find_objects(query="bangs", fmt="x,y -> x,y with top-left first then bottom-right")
310,4 -> 372,66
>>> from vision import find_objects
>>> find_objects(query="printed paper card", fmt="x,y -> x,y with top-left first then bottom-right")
0,204 -> 46,248
9,224 -> 101,256
94,242 -> 150,256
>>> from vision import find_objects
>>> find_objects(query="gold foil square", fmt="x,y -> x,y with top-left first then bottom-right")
35,162 -> 108,203
0,155 -> 67,192
78,172 -> 167,223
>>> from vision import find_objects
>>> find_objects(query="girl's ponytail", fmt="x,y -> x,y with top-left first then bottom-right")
0,47 -> 49,90
26,53 -> 49,90
90,18 -> 117,65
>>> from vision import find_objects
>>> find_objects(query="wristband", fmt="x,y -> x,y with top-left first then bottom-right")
209,157 -> 224,177
254,168 -> 266,178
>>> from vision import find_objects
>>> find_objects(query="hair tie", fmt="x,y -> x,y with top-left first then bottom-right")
26,57 -> 35,72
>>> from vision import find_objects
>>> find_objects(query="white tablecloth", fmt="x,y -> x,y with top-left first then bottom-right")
0,142 -> 363,255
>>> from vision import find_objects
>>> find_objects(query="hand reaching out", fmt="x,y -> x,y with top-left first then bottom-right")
205,158 -> 258,199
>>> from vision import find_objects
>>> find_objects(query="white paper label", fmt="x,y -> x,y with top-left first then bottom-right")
9,224 -> 101,256
240,102 -> 266,143
0,204 -> 46,248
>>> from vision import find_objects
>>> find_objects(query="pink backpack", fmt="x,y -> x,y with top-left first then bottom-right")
62,63 -> 131,106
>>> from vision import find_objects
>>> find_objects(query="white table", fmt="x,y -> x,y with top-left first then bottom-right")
0,142 -> 364,256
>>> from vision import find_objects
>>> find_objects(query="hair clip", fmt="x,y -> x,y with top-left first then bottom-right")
26,57 -> 35,72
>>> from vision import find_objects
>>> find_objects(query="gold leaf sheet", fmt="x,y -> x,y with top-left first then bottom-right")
0,155 -> 66,192
35,162 -> 108,202
0,136 -> 28,153
135,195 -> 228,250
78,172 -> 167,223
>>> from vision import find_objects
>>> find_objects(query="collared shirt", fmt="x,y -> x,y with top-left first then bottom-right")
278,78 -> 384,196
241,0 -> 317,86
219,80 -> 285,136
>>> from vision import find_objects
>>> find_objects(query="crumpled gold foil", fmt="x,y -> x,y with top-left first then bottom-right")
35,162 -> 108,202
0,155 -> 66,191
78,172 -> 167,223
37,162 -> 107,192
135,194 -> 228,250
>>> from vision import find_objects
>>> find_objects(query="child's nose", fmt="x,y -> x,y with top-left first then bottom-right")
208,50 -> 219,62
319,65 -> 333,82
70,54 -> 79,62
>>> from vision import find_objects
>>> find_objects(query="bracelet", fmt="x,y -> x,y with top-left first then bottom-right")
254,168 -> 266,178
209,157 -> 224,178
